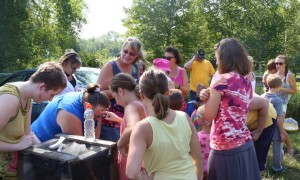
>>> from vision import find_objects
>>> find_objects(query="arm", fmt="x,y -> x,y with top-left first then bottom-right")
277,116 -> 285,142
104,111 -> 122,124
276,101 -> 286,142
280,74 -> 297,94
126,122 -> 150,180
186,114 -> 203,180
0,136 -> 33,152
56,110 -> 83,136
184,56 -> 196,71
179,68 -> 189,96
117,104 -> 143,152
25,99 -> 33,135
97,62 -> 114,99
203,88 -> 221,121
0,95 -> 34,151
249,96 -> 269,141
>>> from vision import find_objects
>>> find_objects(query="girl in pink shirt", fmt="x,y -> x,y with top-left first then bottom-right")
195,105 -> 211,180
202,38 -> 260,180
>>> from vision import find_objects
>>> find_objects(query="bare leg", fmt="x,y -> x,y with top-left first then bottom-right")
282,112 -> 295,155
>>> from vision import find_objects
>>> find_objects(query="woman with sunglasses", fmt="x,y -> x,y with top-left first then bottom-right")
97,37 -> 144,142
275,55 -> 297,155
164,46 -> 189,111
57,49 -> 82,96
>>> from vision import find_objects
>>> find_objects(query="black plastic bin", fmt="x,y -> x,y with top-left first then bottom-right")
18,134 -> 118,180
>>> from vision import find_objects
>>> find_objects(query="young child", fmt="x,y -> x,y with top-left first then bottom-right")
195,105 -> 211,180
202,38 -> 261,179
0,61 -> 67,179
169,89 -> 183,110
190,83 -> 206,131
153,58 -> 175,89
262,59 -> 277,92
261,74 -> 286,173
108,73 -> 147,180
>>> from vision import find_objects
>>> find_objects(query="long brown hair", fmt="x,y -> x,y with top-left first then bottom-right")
214,38 -> 251,76
139,68 -> 169,119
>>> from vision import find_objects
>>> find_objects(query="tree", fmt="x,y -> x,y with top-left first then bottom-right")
0,0 -> 86,71
123,0 -> 209,63
0,0 -> 30,71
78,31 -> 124,67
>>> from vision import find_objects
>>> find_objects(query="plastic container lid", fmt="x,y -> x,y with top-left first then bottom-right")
283,118 -> 299,132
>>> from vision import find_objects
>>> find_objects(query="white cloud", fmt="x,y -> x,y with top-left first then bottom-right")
80,0 -> 133,39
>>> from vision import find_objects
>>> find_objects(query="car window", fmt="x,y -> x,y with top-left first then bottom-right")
0,71 -> 34,86
75,69 -> 100,88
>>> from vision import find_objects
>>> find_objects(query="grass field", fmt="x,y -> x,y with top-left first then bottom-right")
263,130 -> 300,180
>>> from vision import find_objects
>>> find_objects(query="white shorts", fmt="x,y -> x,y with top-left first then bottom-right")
282,104 -> 288,114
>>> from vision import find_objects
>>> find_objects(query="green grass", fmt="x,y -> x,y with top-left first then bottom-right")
263,130 -> 300,180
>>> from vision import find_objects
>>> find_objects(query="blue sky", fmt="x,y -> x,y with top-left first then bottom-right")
80,0 -> 133,39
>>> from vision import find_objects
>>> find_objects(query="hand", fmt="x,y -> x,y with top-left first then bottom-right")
118,144 -> 129,156
30,131 -> 41,144
103,111 -> 121,123
174,82 -> 180,89
19,135 -> 34,150
280,131 -> 286,142
199,88 -> 210,102
251,129 -> 262,142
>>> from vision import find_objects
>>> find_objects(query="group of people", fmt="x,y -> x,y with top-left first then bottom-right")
0,36 -> 298,180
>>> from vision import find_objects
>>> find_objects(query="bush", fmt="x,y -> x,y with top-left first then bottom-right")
286,94 -> 300,122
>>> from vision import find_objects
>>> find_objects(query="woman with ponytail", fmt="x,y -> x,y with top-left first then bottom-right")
126,68 -> 203,180
31,83 -> 110,142
102,73 -> 147,180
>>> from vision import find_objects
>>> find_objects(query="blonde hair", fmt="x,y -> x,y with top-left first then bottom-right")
121,37 -> 144,63
267,74 -> 282,89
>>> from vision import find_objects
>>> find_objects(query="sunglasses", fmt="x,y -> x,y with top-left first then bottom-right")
163,56 -> 175,60
275,62 -> 284,66
123,49 -> 138,57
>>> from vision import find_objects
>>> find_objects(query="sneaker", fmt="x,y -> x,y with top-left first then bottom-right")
272,166 -> 287,173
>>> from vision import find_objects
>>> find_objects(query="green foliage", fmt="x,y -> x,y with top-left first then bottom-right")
286,94 -> 300,121
0,0 -> 86,72
78,31 -> 124,67
123,0 -> 300,69
123,0 -> 209,64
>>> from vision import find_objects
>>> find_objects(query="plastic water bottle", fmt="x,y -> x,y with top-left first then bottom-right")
84,103 -> 95,140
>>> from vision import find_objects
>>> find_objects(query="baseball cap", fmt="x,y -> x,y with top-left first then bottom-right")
153,58 -> 171,72
197,49 -> 205,59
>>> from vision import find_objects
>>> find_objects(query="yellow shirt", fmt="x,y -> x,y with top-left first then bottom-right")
0,84 -> 31,143
0,84 -> 31,179
190,59 -> 215,91
247,102 -> 276,130
144,111 -> 196,180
